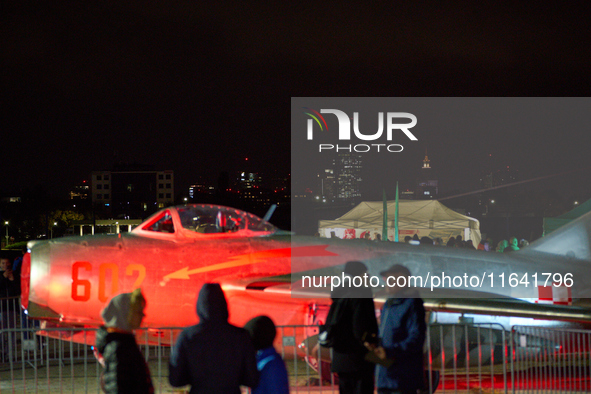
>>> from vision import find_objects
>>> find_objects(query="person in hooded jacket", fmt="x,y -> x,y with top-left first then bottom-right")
169,283 -> 259,394
95,288 -> 154,394
505,237 -> 520,252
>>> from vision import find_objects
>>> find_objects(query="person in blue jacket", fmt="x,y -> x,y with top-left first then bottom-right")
244,315 -> 290,394
366,264 -> 426,394
169,283 -> 259,394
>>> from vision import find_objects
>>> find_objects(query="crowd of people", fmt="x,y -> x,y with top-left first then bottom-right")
400,233 -> 530,253
321,261 -> 427,394
93,283 -> 289,394
326,230 -> 531,254
93,264 -> 428,394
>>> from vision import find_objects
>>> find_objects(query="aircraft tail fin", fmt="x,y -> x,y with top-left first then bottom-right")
525,210 -> 591,261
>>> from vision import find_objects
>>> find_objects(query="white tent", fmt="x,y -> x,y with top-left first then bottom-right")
318,200 -> 481,245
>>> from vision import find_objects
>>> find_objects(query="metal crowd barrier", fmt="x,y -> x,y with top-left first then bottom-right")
0,326 -> 179,394
428,323 -> 507,394
510,325 -> 591,393
3,296 -> 591,394
1,297 -> 24,364
1,322 -> 507,394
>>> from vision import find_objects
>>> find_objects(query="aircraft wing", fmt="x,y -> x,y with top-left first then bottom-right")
418,296 -> 591,322
218,277 -> 591,325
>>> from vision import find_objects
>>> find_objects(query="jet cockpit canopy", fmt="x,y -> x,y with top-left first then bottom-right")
134,204 -> 277,238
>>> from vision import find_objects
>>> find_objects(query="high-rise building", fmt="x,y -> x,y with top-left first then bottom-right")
91,167 -> 174,218
317,168 -> 336,202
236,171 -> 262,190
333,153 -> 362,201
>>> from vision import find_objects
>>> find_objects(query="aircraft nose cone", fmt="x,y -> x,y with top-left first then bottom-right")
20,252 -> 31,310
27,242 -> 52,315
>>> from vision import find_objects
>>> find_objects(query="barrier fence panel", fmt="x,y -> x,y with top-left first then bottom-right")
427,323 -> 508,394
1,297 -> 23,364
276,324 -> 333,393
511,325 -> 591,393
0,326 -> 187,394
1,322 -> 509,394
4,303 -> 591,394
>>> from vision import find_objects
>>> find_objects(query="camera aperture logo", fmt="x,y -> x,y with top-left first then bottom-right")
303,108 -> 418,153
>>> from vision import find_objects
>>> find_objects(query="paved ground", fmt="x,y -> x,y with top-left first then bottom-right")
0,358 -> 334,394
3,338 -> 591,393
5,361 -> 591,394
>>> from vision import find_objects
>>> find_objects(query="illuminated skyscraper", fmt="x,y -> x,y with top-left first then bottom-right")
333,153 -> 362,201
315,168 -> 336,202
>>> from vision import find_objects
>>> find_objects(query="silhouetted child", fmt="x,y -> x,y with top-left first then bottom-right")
244,316 -> 289,394
95,289 -> 153,394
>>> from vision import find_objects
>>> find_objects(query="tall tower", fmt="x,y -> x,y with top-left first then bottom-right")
422,150 -> 431,169
416,150 -> 438,199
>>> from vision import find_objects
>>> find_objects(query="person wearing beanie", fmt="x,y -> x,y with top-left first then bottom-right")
95,288 -> 153,394
244,315 -> 289,394
169,283 -> 259,394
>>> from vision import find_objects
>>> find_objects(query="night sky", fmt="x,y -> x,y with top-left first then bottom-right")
2,2 -> 591,201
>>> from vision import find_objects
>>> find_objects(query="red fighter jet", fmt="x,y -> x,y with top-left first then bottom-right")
19,203 -> 591,370
21,205 -> 340,342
